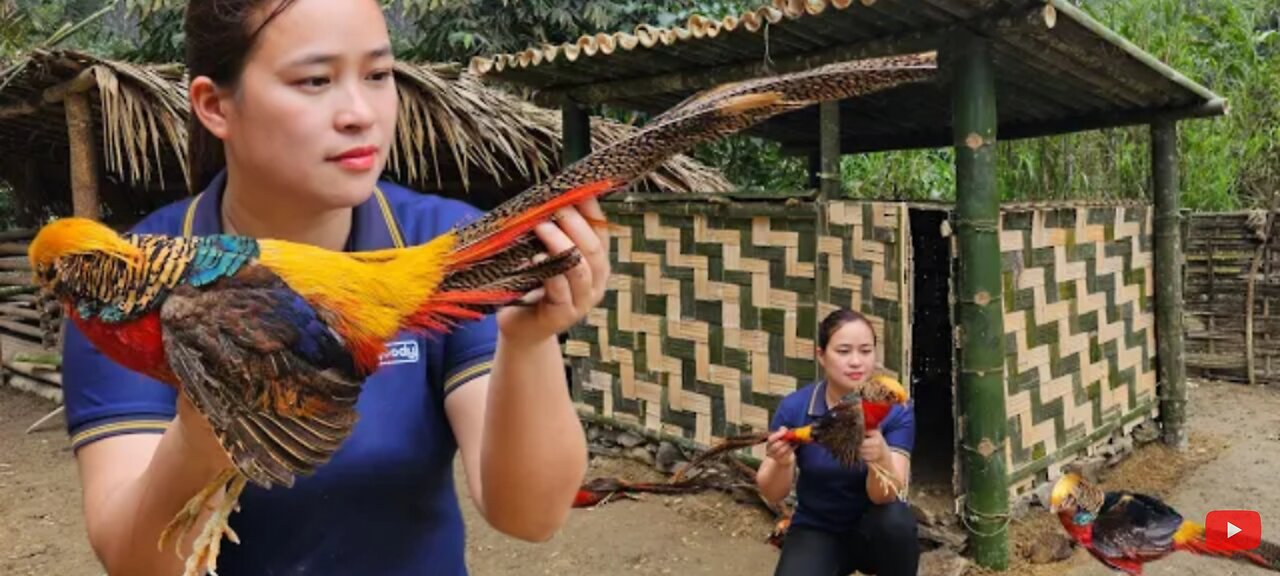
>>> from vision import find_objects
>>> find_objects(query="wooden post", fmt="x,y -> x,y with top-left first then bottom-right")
951,31 -> 1010,570
807,149 -> 821,191
561,100 -> 592,166
1152,120 -> 1187,450
65,92 -> 101,220
819,100 -> 842,200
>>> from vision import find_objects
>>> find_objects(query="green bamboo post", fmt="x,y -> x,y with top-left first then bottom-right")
952,31 -> 1010,570
1151,120 -> 1187,450
561,101 -> 592,165
814,101 -> 841,372
560,100 -> 592,396
819,100 -> 842,201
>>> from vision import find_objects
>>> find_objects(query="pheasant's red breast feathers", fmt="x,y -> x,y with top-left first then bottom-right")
70,306 -> 177,384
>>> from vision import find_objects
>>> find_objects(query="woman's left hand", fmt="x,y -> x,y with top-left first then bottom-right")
496,199 -> 611,347
860,429 -> 890,465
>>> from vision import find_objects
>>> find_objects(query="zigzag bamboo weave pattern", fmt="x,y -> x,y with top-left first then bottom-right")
999,205 -> 1158,493
819,201 -> 910,381
566,201 -> 908,447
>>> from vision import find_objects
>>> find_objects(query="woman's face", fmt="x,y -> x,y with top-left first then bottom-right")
817,319 -> 877,393
220,0 -> 398,209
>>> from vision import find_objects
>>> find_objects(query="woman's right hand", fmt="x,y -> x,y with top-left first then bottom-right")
765,427 -> 796,465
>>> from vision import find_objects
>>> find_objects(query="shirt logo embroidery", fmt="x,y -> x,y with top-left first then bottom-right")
379,340 -> 420,366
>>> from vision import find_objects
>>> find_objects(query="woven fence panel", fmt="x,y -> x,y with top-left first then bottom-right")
1183,211 -> 1279,384
565,204 -> 822,447
818,201 -> 911,381
998,205 -> 1158,494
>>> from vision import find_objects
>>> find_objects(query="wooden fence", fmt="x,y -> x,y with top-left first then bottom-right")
1184,210 -> 1280,384
0,228 -> 64,404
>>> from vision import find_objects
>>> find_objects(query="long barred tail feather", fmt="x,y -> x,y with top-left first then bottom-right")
670,433 -> 770,483
436,233 -> 546,292
1175,522 -> 1280,571
433,52 -> 938,322
412,248 -> 583,329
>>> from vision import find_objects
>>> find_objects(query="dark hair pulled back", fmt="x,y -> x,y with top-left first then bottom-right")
817,307 -> 876,350
183,0 -> 300,193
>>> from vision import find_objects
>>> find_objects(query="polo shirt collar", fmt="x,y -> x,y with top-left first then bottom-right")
188,170 -> 399,251
807,380 -> 829,418
807,379 -> 869,418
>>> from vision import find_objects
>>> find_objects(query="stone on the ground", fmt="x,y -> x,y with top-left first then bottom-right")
1024,531 -> 1075,564
628,446 -> 655,466
917,548 -> 971,576
1132,421 -> 1161,445
616,431 -> 645,448
656,441 -> 684,472
1104,436 -> 1135,465
1065,456 -> 1108,484
1031,479 -> 1057,510
590,445 -> 622,458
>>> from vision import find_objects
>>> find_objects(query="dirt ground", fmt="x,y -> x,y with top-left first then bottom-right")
0,387 -> 779,576
2,377 -> 1278,576
976,378 -> 1280,576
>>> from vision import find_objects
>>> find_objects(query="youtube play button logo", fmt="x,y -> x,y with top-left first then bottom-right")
1207,510 -> 1262,552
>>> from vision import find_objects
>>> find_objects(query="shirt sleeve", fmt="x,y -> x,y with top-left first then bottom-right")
440,313 -> 498,397
770,398 -> 798,431
881,402 -> 916,457
427,200 -> 498,398
61,318 -> 176,451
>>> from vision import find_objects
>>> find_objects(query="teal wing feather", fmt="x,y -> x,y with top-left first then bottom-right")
187,235 -> 258,287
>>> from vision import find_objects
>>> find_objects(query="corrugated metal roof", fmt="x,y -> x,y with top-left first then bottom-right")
468,0 -> 1226,154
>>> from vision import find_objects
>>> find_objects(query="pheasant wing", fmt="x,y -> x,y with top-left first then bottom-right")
160,265 -> 367,489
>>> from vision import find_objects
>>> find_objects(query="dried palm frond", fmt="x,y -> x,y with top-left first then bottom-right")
92,58 -> 189,191
391,60 -> 559,192
1,50 -> 729,203
391,61 -> 731,195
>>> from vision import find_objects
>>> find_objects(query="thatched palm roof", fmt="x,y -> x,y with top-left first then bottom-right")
0,49 -> 729,227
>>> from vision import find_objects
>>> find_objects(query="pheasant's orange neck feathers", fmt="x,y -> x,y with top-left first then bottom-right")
29,217 -> 143,271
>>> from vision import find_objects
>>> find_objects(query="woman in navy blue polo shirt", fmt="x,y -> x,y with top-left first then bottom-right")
59,1 -> 600,575
757,308 -> 919,575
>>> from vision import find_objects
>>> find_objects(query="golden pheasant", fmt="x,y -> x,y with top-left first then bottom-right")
1052,473 -> 1280,574
28,52 -> 935,576
670,373 -> 910,483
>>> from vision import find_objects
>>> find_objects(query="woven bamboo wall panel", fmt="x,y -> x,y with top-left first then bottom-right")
819,201 -> 910,381
566,206 -> 825,447
1183,211 -> 1280,384
998,205 -> 1158,486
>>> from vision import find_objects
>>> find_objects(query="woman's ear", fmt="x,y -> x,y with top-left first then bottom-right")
189,76 -> 231,139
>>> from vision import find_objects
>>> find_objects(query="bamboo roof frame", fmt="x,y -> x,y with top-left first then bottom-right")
468,0 -> 1227,155
0,49 -> 730,227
